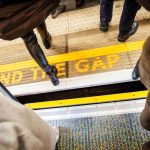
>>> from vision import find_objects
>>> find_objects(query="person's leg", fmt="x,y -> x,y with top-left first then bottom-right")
100,0 -> 114,32
36,21 -> 51,49
22,31 -> 59,86
118,0 -> 141,42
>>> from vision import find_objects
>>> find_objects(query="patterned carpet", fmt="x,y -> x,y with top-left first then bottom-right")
48,113 -> 150,150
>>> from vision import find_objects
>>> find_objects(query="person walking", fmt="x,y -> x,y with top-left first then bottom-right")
100,0 -> 141,42
0,0 -> 60,86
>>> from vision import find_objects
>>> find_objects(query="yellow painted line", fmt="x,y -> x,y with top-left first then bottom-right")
26,90 -> 148,109
0,40 -> 144,72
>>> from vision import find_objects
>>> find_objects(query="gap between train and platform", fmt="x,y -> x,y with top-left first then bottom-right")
1,40 -> 144,95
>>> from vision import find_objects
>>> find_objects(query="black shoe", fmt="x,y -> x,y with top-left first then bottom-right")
132,61 -> 140,80
51,5 -> 66,19
118,21 -> 138,42
100,23 -> 109,32
47,65 -> 59,86
42,33 -> 52,49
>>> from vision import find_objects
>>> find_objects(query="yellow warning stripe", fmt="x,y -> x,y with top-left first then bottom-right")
0,40 -> 144,72
26,90 -> 148,109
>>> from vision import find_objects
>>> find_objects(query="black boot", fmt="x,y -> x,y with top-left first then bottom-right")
37,21 -> 52,49
118,21 -> 138,42
45,65 -> 59,86
51,4 -> 66,19
22,31 -> 59,86
132,61 -> 140,80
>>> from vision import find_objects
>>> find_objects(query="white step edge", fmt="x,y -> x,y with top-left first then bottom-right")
7,68 -> 137,96
35,99 -> 145,121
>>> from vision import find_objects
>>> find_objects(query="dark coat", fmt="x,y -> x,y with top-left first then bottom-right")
139,37 -> 150,132
139,36 -> 150,90
0,0 -> 60,40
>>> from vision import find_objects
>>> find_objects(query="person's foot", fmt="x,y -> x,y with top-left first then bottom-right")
47,65 -> 59,86
51,5 -> 66,19
118,21 -> 138,42
142,141 -> 150,150
100,22 -> 109,32
42,33 -> 52,49
132,61 -> 140,80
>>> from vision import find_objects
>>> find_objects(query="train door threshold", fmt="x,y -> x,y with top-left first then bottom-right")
35,99 -> 150,150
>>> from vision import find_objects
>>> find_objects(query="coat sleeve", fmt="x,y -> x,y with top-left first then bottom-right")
0,94 -> 57,150
0,122 -> 44,150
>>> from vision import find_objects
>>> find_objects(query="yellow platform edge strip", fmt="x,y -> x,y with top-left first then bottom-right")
26,90 -> 148,109
0,40 -> 144,72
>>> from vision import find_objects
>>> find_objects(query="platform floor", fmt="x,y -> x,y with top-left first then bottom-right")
0,1 -> 150,87
35,99 -> 150,150
49,113 -> 149,150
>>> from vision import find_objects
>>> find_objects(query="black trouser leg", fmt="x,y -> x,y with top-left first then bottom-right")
37,21 -> 51,49
21,31 -> 59,86
100,0 -> 114,25
119,0 -> 141,35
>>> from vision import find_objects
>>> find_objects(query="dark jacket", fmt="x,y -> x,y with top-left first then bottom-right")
139,37 -> 150,131
139,36 -> 150,90
0,0 -> 59,40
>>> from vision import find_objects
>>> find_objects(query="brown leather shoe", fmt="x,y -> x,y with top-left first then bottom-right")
118,21 -> 138,42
